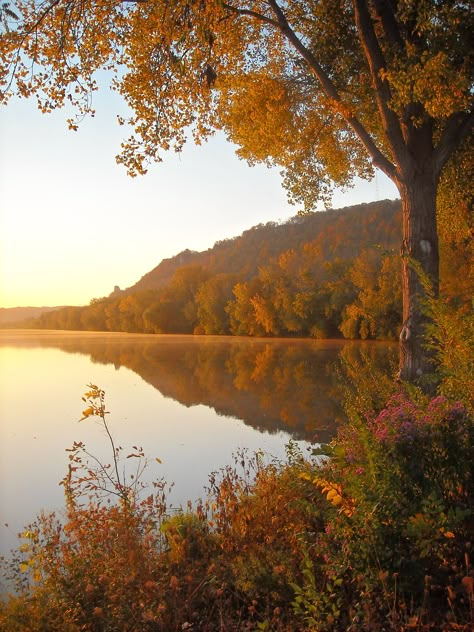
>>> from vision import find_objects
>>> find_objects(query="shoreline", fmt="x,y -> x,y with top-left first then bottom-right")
0,328 -> 397,347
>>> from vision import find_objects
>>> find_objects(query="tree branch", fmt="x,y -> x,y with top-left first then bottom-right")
373,0 -> 404,49
434,110 -> 474,177
20,0 -> 63,38
1,0 -> 65,98
353,0 -> 407,166
222,2 -> 279,28
266,0 -> 397,180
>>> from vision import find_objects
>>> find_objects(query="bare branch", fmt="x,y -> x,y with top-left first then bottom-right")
222,2 -> 279,28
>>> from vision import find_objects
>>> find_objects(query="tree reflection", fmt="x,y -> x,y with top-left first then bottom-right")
1,333 -> 396,442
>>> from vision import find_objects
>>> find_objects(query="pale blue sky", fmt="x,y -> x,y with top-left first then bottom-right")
0,85 -> 398,308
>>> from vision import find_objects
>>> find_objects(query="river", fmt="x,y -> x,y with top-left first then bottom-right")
0,330 -> 396,559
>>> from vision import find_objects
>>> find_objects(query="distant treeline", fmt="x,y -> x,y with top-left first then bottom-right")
0,306 -> 66,325
20,200 -> 469,339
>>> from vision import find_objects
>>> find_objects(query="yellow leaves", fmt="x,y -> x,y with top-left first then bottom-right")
326,487 -> 343,506
299,473 -> 355,517
219,71 -> 299,163
316,478 -> 346,511
317,479 -> 355,517
381,51 -> 471,119
331,98 -> 354,121
83,384 -> 103,400
80,384 -> 108,421
18,552 -> 42,581
81,406 -> 95,420
21,529 -> 35,539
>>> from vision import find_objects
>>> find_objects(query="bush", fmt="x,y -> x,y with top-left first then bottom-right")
300,393 -> 474,630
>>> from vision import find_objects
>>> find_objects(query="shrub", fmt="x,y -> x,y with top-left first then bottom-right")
299,393 -> 474,629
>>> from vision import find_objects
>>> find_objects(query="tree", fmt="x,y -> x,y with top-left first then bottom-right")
80,299 -> 108,331
1,1 -> 472,383
340,250 -> 402,339
195,273 -> 236,334
437,135 -> 474,305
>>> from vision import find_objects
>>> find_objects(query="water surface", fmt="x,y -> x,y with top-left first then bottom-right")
0,330 -> 396,557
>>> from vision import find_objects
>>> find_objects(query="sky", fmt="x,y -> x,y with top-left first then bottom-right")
0,84 -> 398,309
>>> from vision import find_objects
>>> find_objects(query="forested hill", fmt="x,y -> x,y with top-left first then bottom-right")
21,198 -> 413,340
15,194 -> 469,339
128,199 -> 401,294
7,202 -> 397,335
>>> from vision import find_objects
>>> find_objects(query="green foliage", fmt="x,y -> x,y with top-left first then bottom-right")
291,546 -> 346,630
308,393 -> 474,629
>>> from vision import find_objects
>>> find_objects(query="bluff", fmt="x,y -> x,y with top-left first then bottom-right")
126,199 -> 401,294
24,199 -> 408,339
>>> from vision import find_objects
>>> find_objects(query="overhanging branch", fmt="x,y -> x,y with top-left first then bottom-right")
373,0 -> 404,49
266,0 -> 397,180
222,2 -> 279,28
353,0 -> 406,166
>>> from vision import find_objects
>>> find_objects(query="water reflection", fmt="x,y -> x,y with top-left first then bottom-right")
1,331 -> 396,443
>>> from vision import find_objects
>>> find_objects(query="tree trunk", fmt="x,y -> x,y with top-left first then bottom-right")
397,172 -> 440,385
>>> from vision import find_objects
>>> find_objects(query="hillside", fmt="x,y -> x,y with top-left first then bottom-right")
22,200 -> 404,337
25,199 -> 410,340
127,199 -> 401,293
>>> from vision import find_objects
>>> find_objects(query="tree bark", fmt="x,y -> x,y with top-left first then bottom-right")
397,171 -> 439,384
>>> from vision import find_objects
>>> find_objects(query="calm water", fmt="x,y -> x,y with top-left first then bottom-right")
0,330 -> 396,558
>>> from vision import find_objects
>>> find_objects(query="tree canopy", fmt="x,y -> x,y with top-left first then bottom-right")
1,1 -> 471,206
